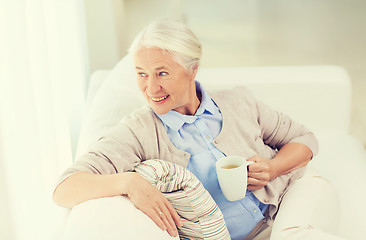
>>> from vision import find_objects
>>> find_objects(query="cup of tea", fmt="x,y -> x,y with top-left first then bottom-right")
216,156 -> 254,201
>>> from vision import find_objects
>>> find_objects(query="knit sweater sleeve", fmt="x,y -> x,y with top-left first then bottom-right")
55,108 -> 153,187
255,98 -> 319,156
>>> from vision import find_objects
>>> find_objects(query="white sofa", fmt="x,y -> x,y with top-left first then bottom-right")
60,55 -> 366,239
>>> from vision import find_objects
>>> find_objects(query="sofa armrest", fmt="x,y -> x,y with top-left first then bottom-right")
309,135 -> 366,239
62,196 -> 179,240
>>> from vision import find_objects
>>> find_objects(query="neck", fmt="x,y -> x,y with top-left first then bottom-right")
176,80 -> 201,116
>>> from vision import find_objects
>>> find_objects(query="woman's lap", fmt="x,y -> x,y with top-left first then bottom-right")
269,167 -> 344,240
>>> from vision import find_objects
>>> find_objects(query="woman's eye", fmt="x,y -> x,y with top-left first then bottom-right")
159,71 -> 168,77
138,72 -> 147,77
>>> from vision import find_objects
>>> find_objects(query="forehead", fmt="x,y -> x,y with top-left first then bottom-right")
133,47 -> 179,69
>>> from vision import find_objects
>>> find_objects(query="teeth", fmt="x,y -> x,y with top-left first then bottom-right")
152,96 -> 168,101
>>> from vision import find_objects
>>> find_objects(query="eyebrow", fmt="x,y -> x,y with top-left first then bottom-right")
155,67 -> 168,71
135,66 -> 169,71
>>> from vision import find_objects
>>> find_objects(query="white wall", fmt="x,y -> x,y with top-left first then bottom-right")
0,142 -> 15,240
84,0 -> 124,74
84,0 -> 184,73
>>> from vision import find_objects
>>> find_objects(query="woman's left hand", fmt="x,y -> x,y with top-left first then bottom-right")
246,155 -> 276,191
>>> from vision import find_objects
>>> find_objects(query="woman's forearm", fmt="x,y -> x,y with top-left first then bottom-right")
53,171 -> 132,208
247,142 -> 313,190
269,142 -> 313,180
53,170 -> 182,237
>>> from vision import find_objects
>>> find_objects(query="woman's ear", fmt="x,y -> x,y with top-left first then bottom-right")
190,65 -> 199,81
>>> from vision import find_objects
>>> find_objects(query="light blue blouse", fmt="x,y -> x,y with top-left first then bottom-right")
157,82 -> 268,240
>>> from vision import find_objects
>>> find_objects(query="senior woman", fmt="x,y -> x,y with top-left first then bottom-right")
53,19 -> 343,240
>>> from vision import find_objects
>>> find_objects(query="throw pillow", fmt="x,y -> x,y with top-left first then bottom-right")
135,159 -> 230,240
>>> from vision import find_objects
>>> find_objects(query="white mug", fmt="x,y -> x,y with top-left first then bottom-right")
216,156 -> 254,201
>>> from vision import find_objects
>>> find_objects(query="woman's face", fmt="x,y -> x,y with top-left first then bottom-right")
134,47 -> 199,115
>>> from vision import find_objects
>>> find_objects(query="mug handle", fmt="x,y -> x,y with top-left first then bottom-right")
246,161 -> 255,166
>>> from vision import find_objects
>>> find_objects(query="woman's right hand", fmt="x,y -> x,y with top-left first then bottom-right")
123,172 -> 182,237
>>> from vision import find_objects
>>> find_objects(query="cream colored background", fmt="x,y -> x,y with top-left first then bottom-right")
84,0 -> 366,148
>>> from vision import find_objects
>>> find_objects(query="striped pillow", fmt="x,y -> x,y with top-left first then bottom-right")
135,159 -> 230,240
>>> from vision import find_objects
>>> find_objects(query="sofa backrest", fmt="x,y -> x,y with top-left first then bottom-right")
75,54 -> 351,158
197,66 -> 351,137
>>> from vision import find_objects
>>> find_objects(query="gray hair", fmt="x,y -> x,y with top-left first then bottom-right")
128,18 -> 202,71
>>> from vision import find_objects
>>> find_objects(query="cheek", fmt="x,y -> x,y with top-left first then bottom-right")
136,79 -> 146,92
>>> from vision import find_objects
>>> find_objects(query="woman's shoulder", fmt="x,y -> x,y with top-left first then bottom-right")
119,105 -> 158,128
209,86 -> 256,105
208,86 -> 261,123
118,106 -> 167,139
101,105 -> 160,144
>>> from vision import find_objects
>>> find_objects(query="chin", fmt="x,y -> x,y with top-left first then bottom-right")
150,106 -> 170,115
147,99 -> 172,115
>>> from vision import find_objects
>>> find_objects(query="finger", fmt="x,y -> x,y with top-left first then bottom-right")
160,194 -> 182,236
165,198 -> 183,227
247,179 -> 269,190
157,209 -> 178,237
144,200 -> 170,233
128,175 -> 175,234
146,208 -> 167,232
154,197 -> 179,237
248,162 -> 270,173
248,170 -> 264,178
247,177 -> 267,188
248,165 -> 262,173
247,176 -> 259,186
159,202 -> 178,237
247,184 -> 263,191
248,171 -> 271,181
161,208 -> 176,233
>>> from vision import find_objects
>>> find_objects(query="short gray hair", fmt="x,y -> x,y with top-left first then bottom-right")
128,18 -> 202,71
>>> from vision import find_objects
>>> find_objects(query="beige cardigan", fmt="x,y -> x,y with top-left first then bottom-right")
58,87 -> 318,220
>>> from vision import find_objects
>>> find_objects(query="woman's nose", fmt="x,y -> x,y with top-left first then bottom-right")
146,76 -> 162,94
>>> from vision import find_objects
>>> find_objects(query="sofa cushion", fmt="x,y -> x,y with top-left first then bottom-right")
76,54 -> 146,158
135,159 -> 230,240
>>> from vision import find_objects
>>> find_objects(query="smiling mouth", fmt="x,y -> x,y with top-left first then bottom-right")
151,95 -> 169,102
